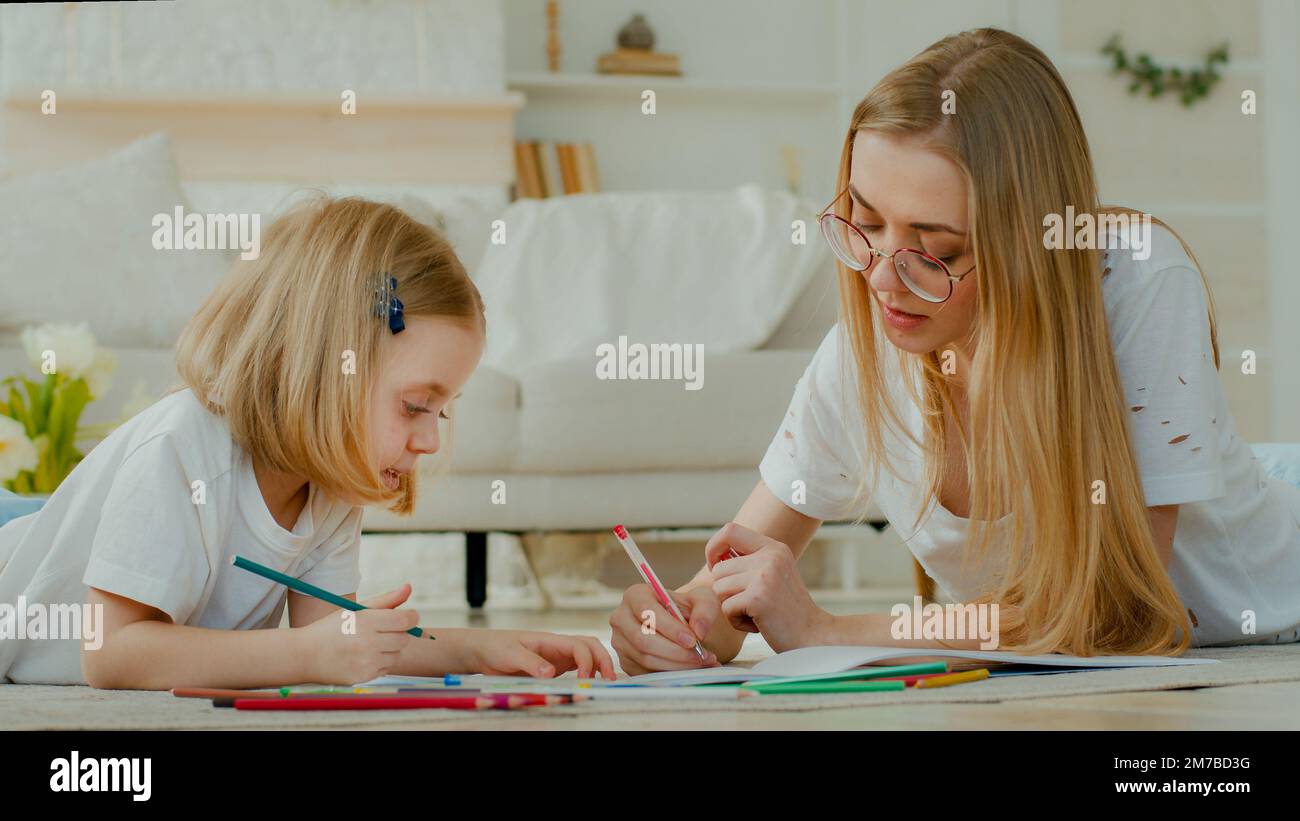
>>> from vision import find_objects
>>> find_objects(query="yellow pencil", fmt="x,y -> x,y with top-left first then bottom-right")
913,668 -> 990,689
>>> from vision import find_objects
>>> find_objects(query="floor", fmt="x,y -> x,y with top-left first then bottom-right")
383,604 -> 1300,731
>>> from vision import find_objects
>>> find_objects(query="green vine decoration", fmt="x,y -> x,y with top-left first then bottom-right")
1101,35 -> 1229,107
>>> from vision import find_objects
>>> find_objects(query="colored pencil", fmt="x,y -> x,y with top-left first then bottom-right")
231,555 -> 432,640
612,525 -> 706,661
570,687 -> 753,701
913,668 -> 990,689
173,686 -> 387,699
740,662 -> 948,691
173,687 -> 282,699
745,680 -> 907,695
439,674 -> 619,687
233,695 -> 528,711
874,671 -> 969,687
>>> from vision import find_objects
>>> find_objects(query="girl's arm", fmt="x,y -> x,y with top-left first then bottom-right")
288,588 -> 470,677
84,584 -> 421,690
288,588 -> 615,679
83,587 -> 315,690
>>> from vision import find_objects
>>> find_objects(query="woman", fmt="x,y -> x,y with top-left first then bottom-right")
608,28 -> 1300,673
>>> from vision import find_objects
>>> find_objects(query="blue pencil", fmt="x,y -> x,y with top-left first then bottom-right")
231,555 -> 433,639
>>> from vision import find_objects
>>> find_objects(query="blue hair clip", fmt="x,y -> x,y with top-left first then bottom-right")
373,275 -> 405,334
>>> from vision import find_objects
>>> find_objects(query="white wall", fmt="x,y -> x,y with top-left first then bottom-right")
0,0 -> 504,94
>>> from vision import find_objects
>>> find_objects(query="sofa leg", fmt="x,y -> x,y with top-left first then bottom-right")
466,531 -> 487,609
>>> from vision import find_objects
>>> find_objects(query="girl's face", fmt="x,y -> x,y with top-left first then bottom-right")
848,131 -> 977,361
369,315 -> 484,491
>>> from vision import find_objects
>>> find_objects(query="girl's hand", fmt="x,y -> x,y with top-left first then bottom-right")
298,587 -> 419,685
608,584 -> 723,676
705,522 -> 833,653
461,630 -> 617,680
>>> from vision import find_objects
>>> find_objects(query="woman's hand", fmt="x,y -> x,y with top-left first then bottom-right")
705,522 -> 834,653
460,630 -> 616,680
608,584 -> 727,675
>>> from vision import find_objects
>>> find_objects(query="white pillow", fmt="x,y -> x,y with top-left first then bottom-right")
475,184 -> 833,375
179,182 -> 502,279
0,132 -> 233,348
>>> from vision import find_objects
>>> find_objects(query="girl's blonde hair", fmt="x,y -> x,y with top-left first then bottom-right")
837,28 -> 1220,655
176,194 -> 485,515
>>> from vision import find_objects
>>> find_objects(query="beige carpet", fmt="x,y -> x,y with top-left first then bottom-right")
2,643 -> 1298,729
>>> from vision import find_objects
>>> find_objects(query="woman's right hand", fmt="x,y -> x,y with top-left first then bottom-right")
608,583 -> 742,676
298,595 -> 419,685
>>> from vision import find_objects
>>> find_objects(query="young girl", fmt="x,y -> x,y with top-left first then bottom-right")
609,28 -> 1300,673
0,195 -> 614,687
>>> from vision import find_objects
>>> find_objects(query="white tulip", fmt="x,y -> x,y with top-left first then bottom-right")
0,415 -> 38,483
20,322 -> 99,379
83,349 -> 118,399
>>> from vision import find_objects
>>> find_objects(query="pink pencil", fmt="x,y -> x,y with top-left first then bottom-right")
613,525 -> 708,661
234,695 -> 517,711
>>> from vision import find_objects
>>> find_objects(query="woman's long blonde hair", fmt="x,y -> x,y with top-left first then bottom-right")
176,194 -> 485,514
838,28 -> 1219,655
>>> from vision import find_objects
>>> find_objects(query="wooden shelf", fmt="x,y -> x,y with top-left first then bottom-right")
508,72 -> 841,103
3,89 -> 525,184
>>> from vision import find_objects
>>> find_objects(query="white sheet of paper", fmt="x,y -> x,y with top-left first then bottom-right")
360,646 -> 1219,689
623,645 -> 1219,686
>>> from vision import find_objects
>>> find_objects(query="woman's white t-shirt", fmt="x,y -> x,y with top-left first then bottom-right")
759,224 -> 1300,647
0,388 -> 363,684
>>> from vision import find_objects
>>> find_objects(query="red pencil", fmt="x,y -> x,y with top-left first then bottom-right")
873,672 -> 958,687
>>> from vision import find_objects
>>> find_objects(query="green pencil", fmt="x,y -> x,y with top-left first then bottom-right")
231,555 -> 433,639
740,662 -> 948,691
746,680 -> 907,694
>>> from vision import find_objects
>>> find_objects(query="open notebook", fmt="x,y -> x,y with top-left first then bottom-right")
624,645 -> 1219,686
363,645 -> 1218,689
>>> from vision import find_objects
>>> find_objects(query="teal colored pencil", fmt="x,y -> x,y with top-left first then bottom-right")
747,680 -> 907,694
231,555 -> 433,640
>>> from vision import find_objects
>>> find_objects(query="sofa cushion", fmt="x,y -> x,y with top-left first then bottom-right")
435,365 -> 518,474
364,468 -> 787,532
0,133 -> 232,348
514,349 -> 814,474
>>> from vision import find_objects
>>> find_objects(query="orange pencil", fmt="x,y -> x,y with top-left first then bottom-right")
913,668 -> 990,689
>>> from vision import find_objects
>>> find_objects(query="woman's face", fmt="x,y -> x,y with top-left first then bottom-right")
848,131 -> 977,362
368,315 -> 484,493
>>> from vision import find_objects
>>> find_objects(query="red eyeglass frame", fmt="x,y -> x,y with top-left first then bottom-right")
817,187 -> 976,304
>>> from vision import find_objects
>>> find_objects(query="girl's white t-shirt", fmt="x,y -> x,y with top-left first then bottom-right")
759,224 -> 1300,647
0,388 -> 363,684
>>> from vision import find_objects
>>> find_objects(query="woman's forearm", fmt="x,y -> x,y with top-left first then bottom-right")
809,612 -> 995,650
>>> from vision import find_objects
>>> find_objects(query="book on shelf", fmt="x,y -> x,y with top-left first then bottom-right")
597,47 -> 682,76
513,141 -> 601,198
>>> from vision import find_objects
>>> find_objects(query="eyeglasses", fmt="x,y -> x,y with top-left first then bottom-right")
817,188 -> 976,304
